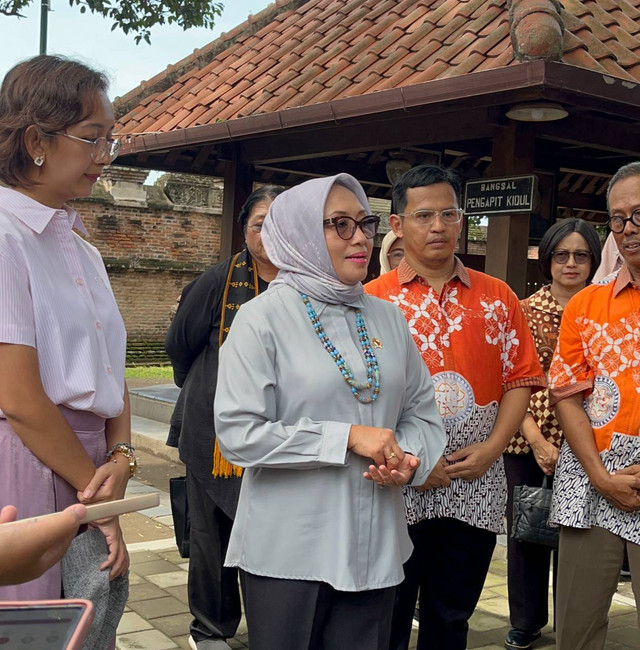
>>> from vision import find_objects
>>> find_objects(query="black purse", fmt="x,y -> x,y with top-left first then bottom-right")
511,476 -> 559,549
169,476 -> 191,558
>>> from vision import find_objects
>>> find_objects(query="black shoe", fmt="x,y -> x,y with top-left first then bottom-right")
504,628 -> 542,650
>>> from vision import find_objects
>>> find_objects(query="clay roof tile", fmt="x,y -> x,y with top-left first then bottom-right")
116,0 -> 640,134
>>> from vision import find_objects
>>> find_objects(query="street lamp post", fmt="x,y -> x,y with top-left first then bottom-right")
39,0 -> 50,54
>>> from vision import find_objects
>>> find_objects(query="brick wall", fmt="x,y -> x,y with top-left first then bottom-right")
68,169 -> 223,363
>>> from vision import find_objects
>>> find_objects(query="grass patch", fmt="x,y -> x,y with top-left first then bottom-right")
125,365 -> 174,380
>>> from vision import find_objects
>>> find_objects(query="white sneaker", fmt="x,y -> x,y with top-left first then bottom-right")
188,636 -> 232,650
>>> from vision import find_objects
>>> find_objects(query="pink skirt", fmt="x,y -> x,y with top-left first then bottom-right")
0,405 -> 107,599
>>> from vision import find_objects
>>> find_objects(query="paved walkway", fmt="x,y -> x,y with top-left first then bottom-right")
116,478 -> 639,650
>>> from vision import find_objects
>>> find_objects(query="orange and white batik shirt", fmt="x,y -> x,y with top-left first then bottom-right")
366,257 -> 545,533
549,265 -> 640,543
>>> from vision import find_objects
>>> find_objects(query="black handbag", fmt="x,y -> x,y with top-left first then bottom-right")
511,476 -> 559,549
169,475 -> 191,558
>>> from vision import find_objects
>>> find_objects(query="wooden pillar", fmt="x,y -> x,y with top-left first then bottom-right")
221,153 -> 253,260
484,123 -> 535,298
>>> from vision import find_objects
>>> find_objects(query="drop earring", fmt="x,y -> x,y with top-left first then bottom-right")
33,155 -> 44,167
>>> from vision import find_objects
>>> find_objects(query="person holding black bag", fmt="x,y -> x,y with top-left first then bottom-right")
165,185 -> 283,650
503,218 -> 601,650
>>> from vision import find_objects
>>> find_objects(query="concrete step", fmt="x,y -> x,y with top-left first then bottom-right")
131,414 -> 180,464
129,384 -> 179,425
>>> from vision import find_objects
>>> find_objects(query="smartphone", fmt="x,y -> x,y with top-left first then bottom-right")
2,493 -> 160,529
0,599 -> 94,649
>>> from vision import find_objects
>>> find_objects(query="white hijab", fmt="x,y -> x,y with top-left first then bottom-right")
261,174 -> 371,305
379,230 -> 399,274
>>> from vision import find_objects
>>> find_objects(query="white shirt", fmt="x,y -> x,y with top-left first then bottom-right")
0,187 -> 126,418
214,284 -> 446,591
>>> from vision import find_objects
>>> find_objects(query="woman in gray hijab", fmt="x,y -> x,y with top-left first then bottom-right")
214,174 -> 446,650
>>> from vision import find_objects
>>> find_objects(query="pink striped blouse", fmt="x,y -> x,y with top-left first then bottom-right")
0,187 -> 126,418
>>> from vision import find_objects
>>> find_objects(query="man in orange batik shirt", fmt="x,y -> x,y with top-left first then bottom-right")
366,165 -> 545,650
548,162 -> 640,650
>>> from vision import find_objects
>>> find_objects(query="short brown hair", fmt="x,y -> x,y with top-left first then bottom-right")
0,55 -> 109,187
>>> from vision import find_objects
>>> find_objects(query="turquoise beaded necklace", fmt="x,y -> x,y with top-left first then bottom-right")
300,292 -> 380,403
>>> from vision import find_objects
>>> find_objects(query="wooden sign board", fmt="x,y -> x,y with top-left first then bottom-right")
464,175 -> 537,216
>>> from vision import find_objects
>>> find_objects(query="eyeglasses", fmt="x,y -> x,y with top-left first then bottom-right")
323,215 -> 380,240
44,131 -> 121,164
551,250 -> 592,265
398,208 -> 464,226
608,210 -> 640,233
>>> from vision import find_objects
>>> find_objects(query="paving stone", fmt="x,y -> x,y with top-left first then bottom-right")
610,612 -> 639,629
126,484 -> 160,493
610,601 -> 636,617
128,581 -> 168,602
467,628 -> 495,648
128,572 -> 146,585
152,612 -> 193,638
609,626 -> 640,649
116,628 -> 178,649
128,595 -> 190,619
481,572 -> 504,588
139,504 -> 173,518
165,584 -> 189,604
488,559 -> 507,574
133,559 -> 183,576
174,636 -> 193,650
228,634 -> 250,649
129,550 -> 161,564
487,583 -> 508,597
147,570 -> 189,588
117,611 -> 154,634
469,610 -> 508,631
159,550 -> 185,563
476,595 -> 510,618
155,514 -> 176,527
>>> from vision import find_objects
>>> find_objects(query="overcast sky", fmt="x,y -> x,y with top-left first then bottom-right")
0,0 -> 271,99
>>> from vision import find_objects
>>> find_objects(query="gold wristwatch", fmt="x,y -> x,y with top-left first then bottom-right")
106,442 -> 137,478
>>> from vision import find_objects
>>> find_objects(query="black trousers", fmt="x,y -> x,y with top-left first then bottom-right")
186,470 -> 241,642
504,452 -> 557,633
390,517 -> 496,650
240,571 -> 395,650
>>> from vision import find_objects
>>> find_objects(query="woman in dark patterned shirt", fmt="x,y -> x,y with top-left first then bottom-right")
504,218 -> 602,650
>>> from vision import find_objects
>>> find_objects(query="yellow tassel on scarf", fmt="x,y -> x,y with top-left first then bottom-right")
213,438 -> 243,478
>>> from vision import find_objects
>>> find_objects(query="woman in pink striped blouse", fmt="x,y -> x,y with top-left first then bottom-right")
0,55 -> 131,623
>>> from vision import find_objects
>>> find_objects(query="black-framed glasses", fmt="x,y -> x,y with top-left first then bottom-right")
398,208 -> 464,225
551,250 -> 592,265
608,210 -> 640,233
323,215 -> 380,240
43,131 -> 121,164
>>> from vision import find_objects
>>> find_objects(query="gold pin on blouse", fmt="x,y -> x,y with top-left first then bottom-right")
371,338 -> 383,349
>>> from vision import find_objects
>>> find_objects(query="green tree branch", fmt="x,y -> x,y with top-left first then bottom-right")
1,0 -> 224,44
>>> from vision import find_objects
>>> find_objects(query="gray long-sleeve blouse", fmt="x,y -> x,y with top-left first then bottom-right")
214,283 -> 446,592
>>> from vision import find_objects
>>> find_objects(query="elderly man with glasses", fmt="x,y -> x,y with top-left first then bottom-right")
366,165 -> 544,650
548,161 -> 640,650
